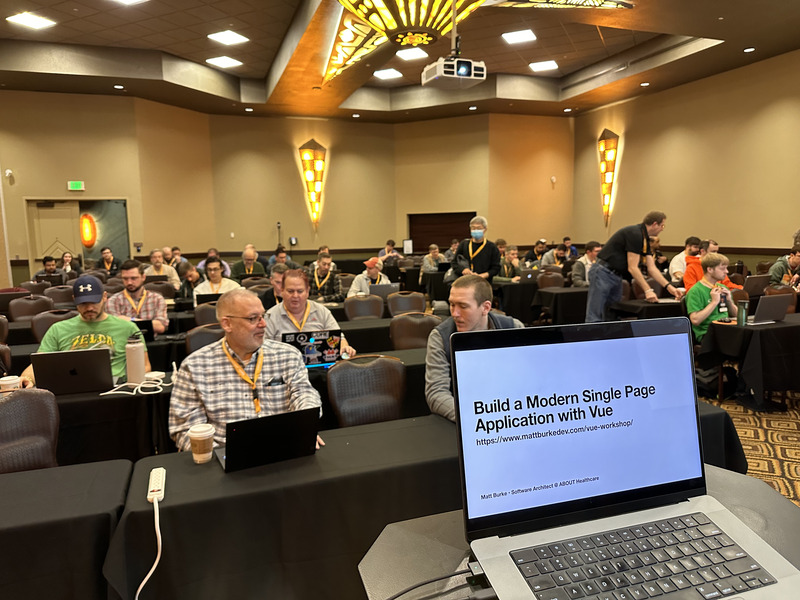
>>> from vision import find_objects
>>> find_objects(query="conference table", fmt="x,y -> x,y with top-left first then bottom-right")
609,298 -> 684,320
700,313 -> 800,408
359,464 -> 800,600
0,459 -> 132,600
494,281 -> 540,324
103,416 -> 464,600
531,286 -> 589,325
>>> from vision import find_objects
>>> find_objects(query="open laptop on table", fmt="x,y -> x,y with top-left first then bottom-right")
451,317 -> 800,599
369,282 -> 400,302
144,274 -> 168,283
195,293 -> 222,306
35,274 -> 65,285
747,293 -> 793,325
214,406 -> 319,472
133,319 -> 155,342
31,348 -> 114,395
742,274 -> 770,297
519,269 -> 538,283
281,329 -> 342,368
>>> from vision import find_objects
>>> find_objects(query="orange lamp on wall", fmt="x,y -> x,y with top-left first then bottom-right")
80,213 -> 97,248
298,139 -> 327,228
598,129 -> 620,227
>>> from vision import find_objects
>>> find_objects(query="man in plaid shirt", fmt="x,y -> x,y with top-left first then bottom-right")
169,288 -> 322,451
107,260 -> 169,334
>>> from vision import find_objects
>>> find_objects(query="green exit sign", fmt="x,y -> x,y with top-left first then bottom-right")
67,181 -> 85,191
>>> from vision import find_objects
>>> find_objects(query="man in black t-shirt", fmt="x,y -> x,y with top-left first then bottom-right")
586,211 -> 683,322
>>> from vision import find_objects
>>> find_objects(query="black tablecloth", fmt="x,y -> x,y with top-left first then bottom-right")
340,317 -> 393,353
609,299 -> 684,320
402,267 -> 423,292
0,460 -> 132,600
700,313 -> 800,401
532,287 -> 589,325
103,416 -> 463,600
495,281 -> 539,324
697,402 -> 747,474
421,271 -> 448,301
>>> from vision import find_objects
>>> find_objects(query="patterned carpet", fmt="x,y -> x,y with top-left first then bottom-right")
700,393 -> 800,507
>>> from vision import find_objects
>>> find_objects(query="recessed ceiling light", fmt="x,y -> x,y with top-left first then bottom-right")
373,68 -> 402,80
563,108 -> 572,113
208,30 -> 249,45
352,113 -> 361,118
244,107 -> 254,112
6,12 -> 56,29
468,106 -> 477,111
110,0 -> 149,5
502,29 -> 536,45
113,84 -> 125,90
529,60 -> 558,73
206,56 -> 243,69
396,48 -> 428,61
743,47 -> 755,53
640,82 -> 650,87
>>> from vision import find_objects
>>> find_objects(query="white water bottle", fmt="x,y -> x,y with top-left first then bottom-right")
126,334 -> 146,384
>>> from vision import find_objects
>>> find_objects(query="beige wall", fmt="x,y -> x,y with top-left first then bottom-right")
573,49 -> 800,250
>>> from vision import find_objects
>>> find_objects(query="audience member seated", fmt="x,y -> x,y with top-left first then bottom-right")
684,240 -> 743,291
572,241 -> 602,288
668,236 -> 701,283
21,274 -> 150,387
168,245 -> 188,267
494,245 -> 522,283
168,288 -> 322,451
177,262 -> 206,300
309,245 -> 338,271
648,235 -> 670,276
425,275 -> 523,421
242,244 -> 269,271
347,257 -> 391,297
197,247 -> 231,277
267,247 -> 301,274
524,238 -> 548,267
33,255 -> 67,284
443,239 -> 459,262
308,252 -> 344,302
99,246 -> 121,278
107,260 -> 169,334
260,263 -> 287,310
419,244 -> 448,284
58,251 -> 82,276
143,248 -> 181,290
231,247 -> 267,283
265,269 -> 356,356
192,256 -> 240,305
563,236 -> 579,259
378,239 -> 404,263
495,238 -> 507,258
685,253 -> 739,342
453,216 -> 501,283
541,243 -> 568,267
768,245 -> 800,288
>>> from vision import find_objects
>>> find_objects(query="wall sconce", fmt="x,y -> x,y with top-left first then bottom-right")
80,214 -> 98,248
598,129 -> 620,227
298,139 -> 327,228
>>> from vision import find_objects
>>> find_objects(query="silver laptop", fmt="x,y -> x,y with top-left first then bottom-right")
31,348 -> 114,395
369,282 -> 400,301
742,274 -> 770,297
747,293 -> 793,325
450,317 -> 800,599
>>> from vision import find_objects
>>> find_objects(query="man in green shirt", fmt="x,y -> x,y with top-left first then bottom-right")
21,275 -> 150,386
685,253 -> 739,342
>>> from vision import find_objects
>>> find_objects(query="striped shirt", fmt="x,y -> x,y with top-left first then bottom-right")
169,338 -> 321,451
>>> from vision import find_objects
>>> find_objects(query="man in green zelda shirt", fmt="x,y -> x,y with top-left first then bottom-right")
21,275 -> 150,387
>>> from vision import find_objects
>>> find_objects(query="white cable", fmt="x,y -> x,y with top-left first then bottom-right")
134,498 -> 162,600
99,376 -> 174,397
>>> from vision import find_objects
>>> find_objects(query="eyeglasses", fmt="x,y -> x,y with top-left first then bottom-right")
206,267 -> 222,272
225,313 -> 267,325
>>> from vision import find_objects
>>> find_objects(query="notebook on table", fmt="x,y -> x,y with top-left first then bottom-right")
450,317 -> 800,600
31,348 -> 114,395
369,282 -> 401,302
748,293 -> 793,325
214,407 -> 319,472
281,329 -> 342,368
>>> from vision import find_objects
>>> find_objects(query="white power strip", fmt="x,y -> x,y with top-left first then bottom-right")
147,467 -> 166,503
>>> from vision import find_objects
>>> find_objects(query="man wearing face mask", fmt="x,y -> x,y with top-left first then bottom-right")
668,236 -> 701,284
453,216 -> 501,283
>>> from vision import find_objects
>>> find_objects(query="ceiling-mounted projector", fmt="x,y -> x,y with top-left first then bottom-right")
421,56 -> 486,89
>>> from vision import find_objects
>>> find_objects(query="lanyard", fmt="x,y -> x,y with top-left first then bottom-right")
104,259 -> 113,271
641,225 -> 649,266
123,289 -> 147,316
210,280 -> 222,293
221,340 -> 264,414
286,301 -> 311,331
469,239 -> 486,271
314,268 -> 330,290
246,264 -> 253,274
154,265 -> 163,275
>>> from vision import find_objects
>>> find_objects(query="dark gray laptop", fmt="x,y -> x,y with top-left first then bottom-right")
281,329 -> 342,368
742,274 -> 770,297
748,293 -> 793,324
369,282 -> 401,301
31,348 -> 114,395
450,318 -> 800,599
519,268 -> 538,283
214,407 -> 319,472
195,293 -> 222,306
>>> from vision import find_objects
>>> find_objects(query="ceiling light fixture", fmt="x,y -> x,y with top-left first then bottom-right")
244,107 -> 254,112
113,84 -> 125,90
373,68 -> 402,80
206,56 -> 243,69
6,12 -> 56,29
529,60 -> 559,72
208,30 -> 249,45
468,106 -> 478,111
640,82 -> 650,87
352,113 -> 361,118
743,47 -> 755,53
110,0 -> 149,5
396,48 -> 428,61
502,29 -> 536,44
563,108 -> 573,113
503,0 -> 631,7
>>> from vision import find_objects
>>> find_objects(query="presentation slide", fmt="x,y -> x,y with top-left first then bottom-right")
454,333 -> 702,519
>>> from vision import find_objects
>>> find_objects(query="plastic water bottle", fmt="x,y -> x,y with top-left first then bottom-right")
126,334 -> 146,384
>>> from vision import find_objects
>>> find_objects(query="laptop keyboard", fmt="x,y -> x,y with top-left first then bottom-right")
510,512 -> 776,600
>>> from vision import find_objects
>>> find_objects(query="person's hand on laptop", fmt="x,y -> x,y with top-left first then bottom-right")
316,434 -> 325,450
342,340 -> 357,359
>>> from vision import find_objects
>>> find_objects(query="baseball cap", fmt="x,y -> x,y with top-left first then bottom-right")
364,257 -> 382,269
73,275 -> 105,304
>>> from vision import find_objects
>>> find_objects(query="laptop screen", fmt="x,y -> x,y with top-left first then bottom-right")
451,317 -> 705,541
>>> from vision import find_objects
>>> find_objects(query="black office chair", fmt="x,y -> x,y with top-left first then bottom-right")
326,355 -> 406,427
0,388 -> 60,474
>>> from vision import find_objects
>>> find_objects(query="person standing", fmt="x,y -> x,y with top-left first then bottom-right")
453,216 -> 501,282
